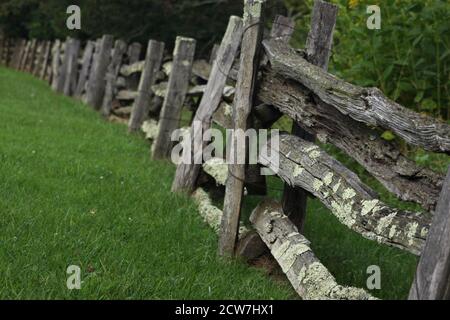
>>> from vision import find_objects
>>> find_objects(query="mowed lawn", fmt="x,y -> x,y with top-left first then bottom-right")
0,66 -> 295,299
0,66 -> 428,300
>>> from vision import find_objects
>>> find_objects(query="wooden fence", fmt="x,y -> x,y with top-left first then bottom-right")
1,0 -> 449,300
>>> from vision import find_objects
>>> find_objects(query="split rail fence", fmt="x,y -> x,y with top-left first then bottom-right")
1,0 -> 450,300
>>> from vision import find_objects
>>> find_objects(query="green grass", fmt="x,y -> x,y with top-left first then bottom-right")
1,65 -> 445,300
0,66 -> 295,299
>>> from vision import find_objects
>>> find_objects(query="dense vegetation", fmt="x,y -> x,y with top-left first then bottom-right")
290,0 -> 450,121
1,0 -> 449,118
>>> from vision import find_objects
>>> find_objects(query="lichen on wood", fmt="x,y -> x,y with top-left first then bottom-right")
203,157 -> 228,186
257,70 -> 443,211
250,200 -> 377,300
259,133 -> 432,255
263,39 -> 450,154
192,188 -> 248,237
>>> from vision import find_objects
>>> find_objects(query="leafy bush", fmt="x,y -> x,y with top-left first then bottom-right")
287,0 -> 450,119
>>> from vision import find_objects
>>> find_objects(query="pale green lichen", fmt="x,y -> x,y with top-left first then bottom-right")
192,188 -> 222,232
272,240 -> 290,260
203,157 -> 228,186
375,212 -> 397,234
406,222 -> 419,246
298,263 -> 338,300
293,165 -> 304,178
278,242 -> 311,273
388,224 -> 398,238
420,227 -> 428,238
141,119 -> 159,140
192,188 -> 248,236
331,200 -> 356,227
313,179 -> 324,192
297,262 -> 375,300
152,82 -> 168,97
304,145 -> 319,153
309,150 -> 321,160
323,172 -> 333,186
223,103 -> 232,117
342,188 -> 356,200
361,199 -> 380,216
332,180 -> 341,193
163,62 -> 172,75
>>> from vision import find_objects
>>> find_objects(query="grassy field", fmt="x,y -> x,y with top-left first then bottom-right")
0,67 -> 294,299
1,65 -> 445,300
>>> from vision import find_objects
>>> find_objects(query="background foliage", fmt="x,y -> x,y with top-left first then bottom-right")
288,0 -> 450,120
0,0 -> 246,56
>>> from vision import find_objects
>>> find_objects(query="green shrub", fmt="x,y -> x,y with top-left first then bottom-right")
287,0 -> 450,119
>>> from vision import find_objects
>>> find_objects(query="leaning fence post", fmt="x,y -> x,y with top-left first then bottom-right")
25,39 -> 37,73
128,40 -> 165,131
63,38 -> 81,96
39,41 -> 52,80
171,16 -> 243,193
32,41 -> 44,76
218,0 -> 266,258
126,42 -> 143,90
152,36 -> 196,159
409,165 -> 450,300
9,39 -> 20,69
101,39 -> 127,117
55,37 -> 71,93
281,0 -> 337,233
0,32 -> 4,65
86,34 -> 114,110
50,40 -> 62,89
13,39 -> 25,70
75,40 -> 95,98
19,40 -> 30,71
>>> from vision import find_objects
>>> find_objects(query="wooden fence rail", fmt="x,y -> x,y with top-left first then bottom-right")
1,0 -> 449,300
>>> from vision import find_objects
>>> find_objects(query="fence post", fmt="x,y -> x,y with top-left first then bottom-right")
126,42 -> 143,90
9,39 -> 22,69
171,16 -> 243,193
32,41 -> 44,76
0,31 -> 4,65
50,40 -> 62,89
12,39 -> 24,70
218,0 -> 265,258
39,41 -> 52,80
25,39 -> 37,73
55,37 -> 70,93
409,165 -> 450,300
128,40 -> 165,131
75,40 -> 95,98
86,34 -> 114,110
19,40 -> 30,71
281,0 -> 337,232
152,36 -> 196,159
101,39 -> 128,117
64,38 -> 81,96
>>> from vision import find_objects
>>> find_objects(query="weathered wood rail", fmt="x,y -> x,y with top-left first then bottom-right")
1,0 -> 449,300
